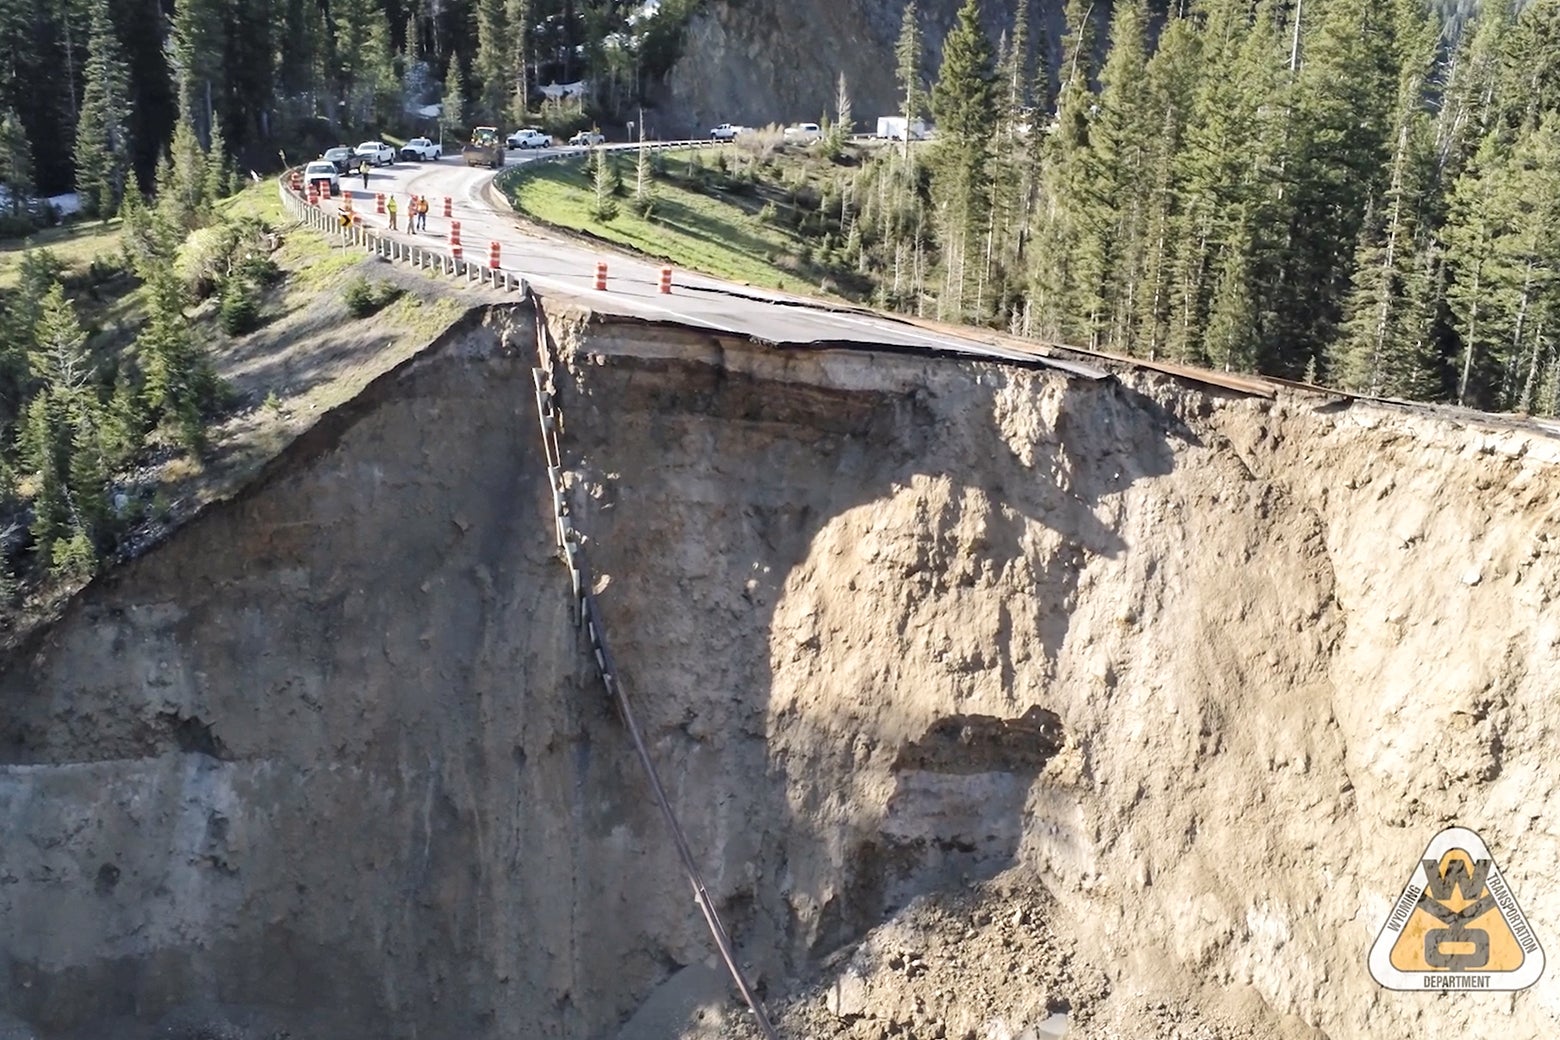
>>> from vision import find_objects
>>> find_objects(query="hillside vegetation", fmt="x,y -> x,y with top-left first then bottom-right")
0,162 -> 460,634
504,137 -> 881,298
876,0 -> 1560,414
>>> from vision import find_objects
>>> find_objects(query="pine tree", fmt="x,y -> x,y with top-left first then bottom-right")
930,0 -> 998,322
21,282 -> 110,568
1482,116 -> 1560,410
229,0 -> 277,140
443,60 -> 467,138
137,213 -> 217,450
1126,10 -> 1200,359
73,0 -> 133,220
1027,80 -> 1088,343
158,118 -> 209,230
1491,0 -> 1560,140
0,105 -> 33,220
1443,135 -> 1506,406
504,0 -> 532,122
1059,0 -> 1097,90
363,21 -> 400,127
1268,0 -> 1399,376
172,0 -> 227,146
590,150 -> 619,221
1,249 -> 63,404
1436,0 -> 1508,181
21,392 -> 70,559
475,0 -> 510,119
989,1 -> 1035,324
1159,0 -> 1288,366
896,1 -> 926,160
1081,0 -> 1153,351
1327,0 -> 1442,398
835,72 -> 854,139
204,121 -> 232,202
28,283 -> 91,395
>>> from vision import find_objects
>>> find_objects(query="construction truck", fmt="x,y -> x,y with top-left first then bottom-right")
462,127 -> 506,168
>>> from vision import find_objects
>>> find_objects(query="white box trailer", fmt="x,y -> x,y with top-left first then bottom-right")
875,116 -> 928,140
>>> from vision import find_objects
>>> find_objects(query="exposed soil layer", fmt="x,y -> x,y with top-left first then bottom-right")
2,303 -> 1559,1040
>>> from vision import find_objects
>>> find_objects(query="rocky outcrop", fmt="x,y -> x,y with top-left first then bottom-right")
656,0 -> 1071,136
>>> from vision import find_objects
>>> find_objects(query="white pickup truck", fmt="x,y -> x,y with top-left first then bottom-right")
399,137 -> 442,161
507,127 -> 552,149
354,140 -> 396,166
709,123 -> 745,141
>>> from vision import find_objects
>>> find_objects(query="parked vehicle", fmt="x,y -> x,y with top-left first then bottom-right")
568,129 -> 606,146
303,161 -> 340,196
462,127 -> 507,168
355,140 -> 395,166
399,137 -> 442,161
783,122 -> 822,141
322,146 -> 356,173
507,127 -> 551,149
709,123 -> 745,141
875,116 -> 928,141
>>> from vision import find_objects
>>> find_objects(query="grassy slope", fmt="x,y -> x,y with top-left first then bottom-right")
0,218 -> 123,290
507,153 -> 846,295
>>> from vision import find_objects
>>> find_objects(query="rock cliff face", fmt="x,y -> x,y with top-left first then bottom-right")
657,0 -> 1071,135
2,302 -> 1559,1040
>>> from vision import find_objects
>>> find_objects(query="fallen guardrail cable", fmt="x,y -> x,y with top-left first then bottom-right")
527,297 -> 782,1040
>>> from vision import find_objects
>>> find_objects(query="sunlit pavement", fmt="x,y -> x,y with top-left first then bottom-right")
317,154 -> 1104,374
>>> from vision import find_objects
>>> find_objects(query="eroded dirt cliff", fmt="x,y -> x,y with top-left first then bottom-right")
2,302 -> 1558,1040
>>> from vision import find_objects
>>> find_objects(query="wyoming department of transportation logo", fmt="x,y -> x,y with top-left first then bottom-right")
1368,826 -> 1544,991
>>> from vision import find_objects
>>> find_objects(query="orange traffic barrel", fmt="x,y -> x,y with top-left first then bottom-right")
488,241 -> 501,269
594,261 -> 607,290
658,266 -> 672,294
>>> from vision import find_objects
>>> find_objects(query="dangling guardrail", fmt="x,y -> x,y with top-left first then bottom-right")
526,296 -> 783,1040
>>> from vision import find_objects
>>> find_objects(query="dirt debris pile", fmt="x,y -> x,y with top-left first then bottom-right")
716,873 -> 1286,1040
2,303 -> 1559,1040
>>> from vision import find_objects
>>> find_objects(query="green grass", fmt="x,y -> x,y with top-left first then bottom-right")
0,218 -> 123,290
506,157 -> 834,294
220,180 -> 288,224
0,180 -> 288,290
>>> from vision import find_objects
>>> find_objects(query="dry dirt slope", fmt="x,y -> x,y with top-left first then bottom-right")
1,301 -> 1558,1040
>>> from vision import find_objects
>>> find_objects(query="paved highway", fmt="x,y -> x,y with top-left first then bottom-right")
325,150 -> 1107,378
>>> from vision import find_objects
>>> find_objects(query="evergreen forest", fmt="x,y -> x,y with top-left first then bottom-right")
0,0 -> 694,206
877,0 -> 1560,412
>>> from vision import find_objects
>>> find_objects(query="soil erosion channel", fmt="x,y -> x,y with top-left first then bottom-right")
2,302 -> 1558,1040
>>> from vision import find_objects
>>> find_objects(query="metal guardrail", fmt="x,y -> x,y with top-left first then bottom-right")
277,175 -> 530,294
